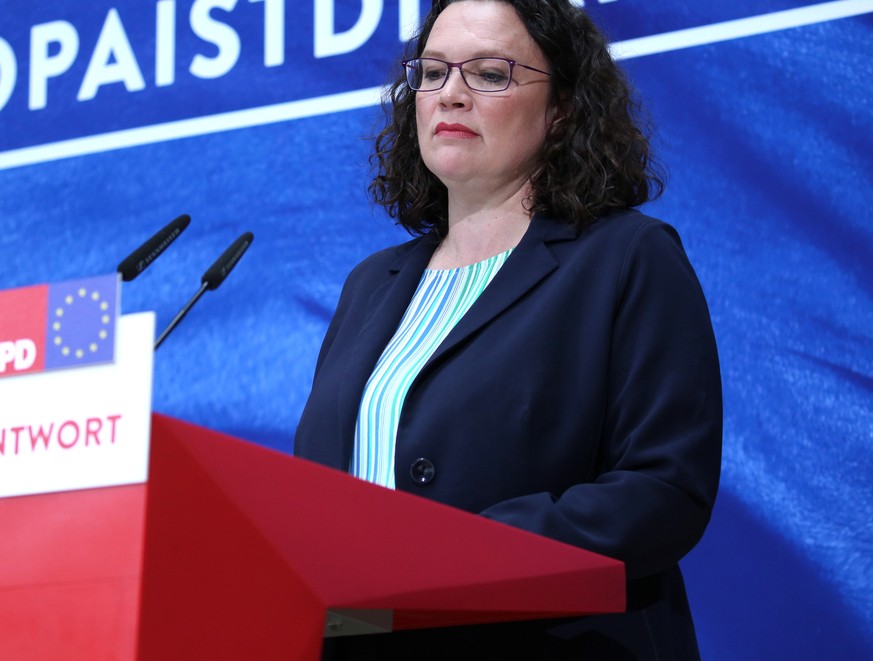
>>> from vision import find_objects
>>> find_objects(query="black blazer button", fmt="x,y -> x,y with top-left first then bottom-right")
410,458 -> 435,485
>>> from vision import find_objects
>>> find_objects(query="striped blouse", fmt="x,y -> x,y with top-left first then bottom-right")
351,249 -> 513,488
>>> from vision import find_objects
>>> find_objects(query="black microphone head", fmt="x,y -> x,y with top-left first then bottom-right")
201,232 -> 254,291
117,213 -> 191,281
153,230 -> 254,350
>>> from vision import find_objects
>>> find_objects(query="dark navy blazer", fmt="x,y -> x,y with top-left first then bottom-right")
295,209 -> 722,659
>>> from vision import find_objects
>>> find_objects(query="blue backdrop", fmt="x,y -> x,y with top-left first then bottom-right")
1,1 -> 871,658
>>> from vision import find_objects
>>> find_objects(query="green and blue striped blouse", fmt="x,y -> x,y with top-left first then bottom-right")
351,249 -> 513,488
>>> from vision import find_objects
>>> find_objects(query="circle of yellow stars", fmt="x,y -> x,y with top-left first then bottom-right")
51,287 -> 112,360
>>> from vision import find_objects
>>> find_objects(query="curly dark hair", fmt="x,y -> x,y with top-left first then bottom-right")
369,0 -> 665,236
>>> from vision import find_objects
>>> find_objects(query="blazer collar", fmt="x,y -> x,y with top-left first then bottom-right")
335,234 -> 438,463
366,214 -> 579,365
336,215 -> 578,468
423,215 -> 576,368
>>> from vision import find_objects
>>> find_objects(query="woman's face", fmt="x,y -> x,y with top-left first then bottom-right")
415,1 -> 556,198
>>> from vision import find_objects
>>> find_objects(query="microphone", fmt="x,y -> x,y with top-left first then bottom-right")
117,214 -> 191,281
154,232 -> 254,350
202,231 -> 254,291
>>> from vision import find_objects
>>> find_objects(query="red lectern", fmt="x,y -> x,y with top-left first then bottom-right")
0,414 -> 625,660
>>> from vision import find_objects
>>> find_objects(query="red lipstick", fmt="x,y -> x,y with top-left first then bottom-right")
435,122 -> 478,138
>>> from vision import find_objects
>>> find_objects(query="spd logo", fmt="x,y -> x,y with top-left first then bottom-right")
0,274 -> 118,379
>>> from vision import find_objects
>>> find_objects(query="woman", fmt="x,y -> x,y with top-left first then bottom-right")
295,0 -> 722,658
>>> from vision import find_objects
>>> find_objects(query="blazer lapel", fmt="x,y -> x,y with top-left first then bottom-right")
358,236 -> 439,341
421,215 -> 577,372
335,235 -> 438,465
346,236 -> 438,362
333,216 -> 575,466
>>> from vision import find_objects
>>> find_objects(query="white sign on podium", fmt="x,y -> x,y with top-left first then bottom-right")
0,275 -> 154,499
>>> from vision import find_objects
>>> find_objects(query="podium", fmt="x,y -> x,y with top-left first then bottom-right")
1,413 -> 625,660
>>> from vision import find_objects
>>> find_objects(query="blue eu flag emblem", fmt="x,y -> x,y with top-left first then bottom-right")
43,274 -> 119,370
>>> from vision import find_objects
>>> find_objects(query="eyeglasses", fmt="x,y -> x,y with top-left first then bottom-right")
402,57 -> 550,93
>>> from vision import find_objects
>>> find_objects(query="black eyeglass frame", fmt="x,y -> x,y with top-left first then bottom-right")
401,57 -> 551,93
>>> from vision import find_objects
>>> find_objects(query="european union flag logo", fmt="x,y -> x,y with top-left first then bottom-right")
43,274 -> 119,370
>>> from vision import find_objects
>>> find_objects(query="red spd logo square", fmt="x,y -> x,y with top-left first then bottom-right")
0,284 -> 48,376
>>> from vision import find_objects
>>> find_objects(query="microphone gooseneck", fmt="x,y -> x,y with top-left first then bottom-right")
153,232 -> 254,350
